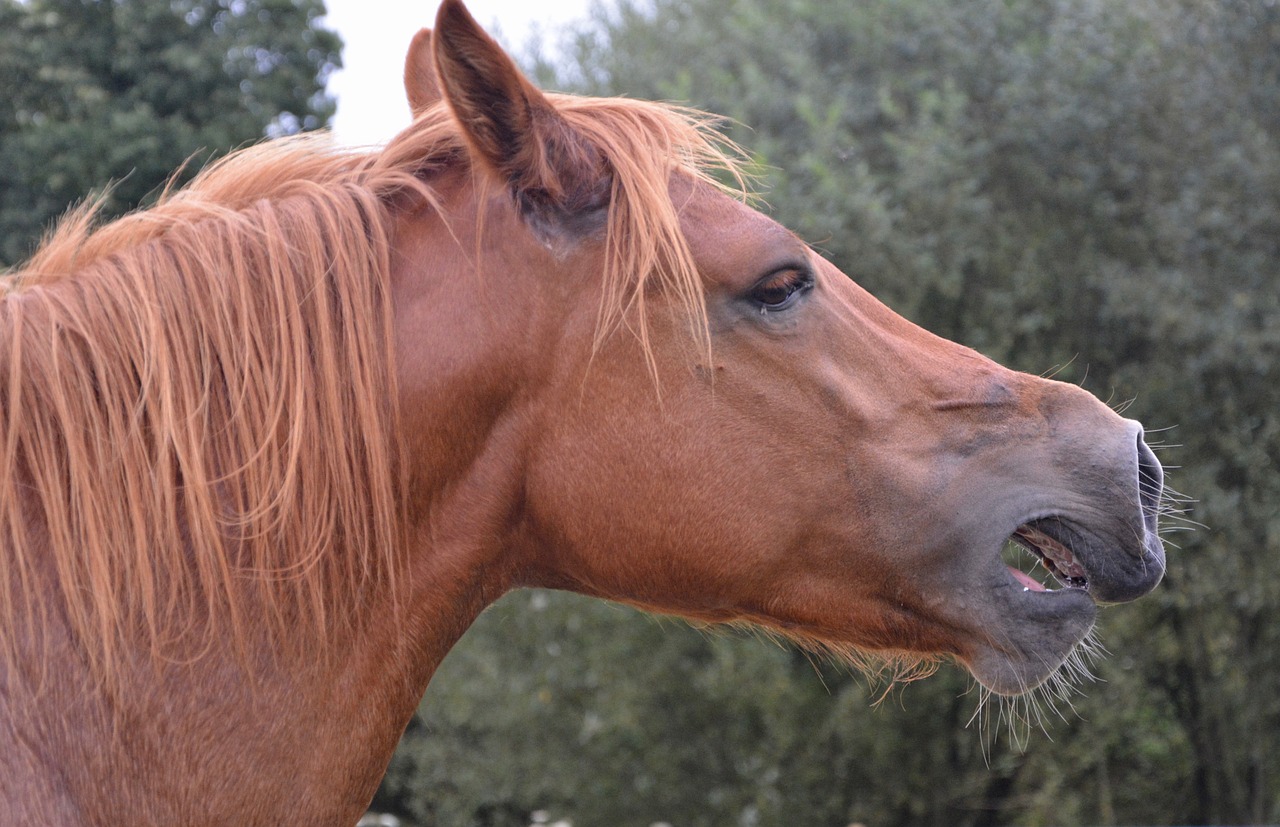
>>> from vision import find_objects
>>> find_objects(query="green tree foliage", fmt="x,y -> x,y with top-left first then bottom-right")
382,1 -> 1280,824
0,0 -> 340,266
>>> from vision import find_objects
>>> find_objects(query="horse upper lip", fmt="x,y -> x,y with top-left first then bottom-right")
1010,518 -> 1090,591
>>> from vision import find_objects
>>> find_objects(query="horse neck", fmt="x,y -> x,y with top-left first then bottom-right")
0,424 -> 499,826
1,164 -> 537,824
0,538 -> 490,827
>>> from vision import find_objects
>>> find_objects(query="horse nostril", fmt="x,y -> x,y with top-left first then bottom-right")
1136,430 -> 1164,519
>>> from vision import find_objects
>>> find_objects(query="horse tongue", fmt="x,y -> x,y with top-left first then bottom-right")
1008,565 -> 1047,592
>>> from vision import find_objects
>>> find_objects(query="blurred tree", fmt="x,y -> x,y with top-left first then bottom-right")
0,0 -> 341,266
381,0 -> 1280,825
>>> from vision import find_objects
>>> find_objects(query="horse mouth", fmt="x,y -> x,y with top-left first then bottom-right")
966,515 -> 1105,696
1004,518 -> 1091,593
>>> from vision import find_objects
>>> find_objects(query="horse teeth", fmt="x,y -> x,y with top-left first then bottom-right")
1014,523 -> 1089,586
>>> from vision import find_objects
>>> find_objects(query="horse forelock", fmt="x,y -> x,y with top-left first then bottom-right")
551,94 -> 750,377
0,92 -> 747,688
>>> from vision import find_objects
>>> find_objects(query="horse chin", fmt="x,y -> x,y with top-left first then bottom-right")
965,585 -> 1097,696
958,529 -> 1102,695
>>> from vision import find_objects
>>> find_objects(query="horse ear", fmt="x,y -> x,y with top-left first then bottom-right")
404,28 -> 441,114
432,0 -> 610,228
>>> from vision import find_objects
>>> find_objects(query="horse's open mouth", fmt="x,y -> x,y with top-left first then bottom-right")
1004,518 -> 1090,593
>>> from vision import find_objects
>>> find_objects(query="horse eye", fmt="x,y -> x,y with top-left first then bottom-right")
750,268 -> 813,313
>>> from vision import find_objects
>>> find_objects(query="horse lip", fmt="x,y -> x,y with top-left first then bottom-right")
1008,516 -> 1092,593
1004,513 -> 1164,604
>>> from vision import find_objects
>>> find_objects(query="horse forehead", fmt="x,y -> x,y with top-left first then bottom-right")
674,179 -> 798,285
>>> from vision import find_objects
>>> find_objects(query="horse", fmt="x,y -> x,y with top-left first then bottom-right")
0,1 -> 1166,823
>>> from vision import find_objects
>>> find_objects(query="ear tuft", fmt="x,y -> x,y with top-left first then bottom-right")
403,28 -> 441,115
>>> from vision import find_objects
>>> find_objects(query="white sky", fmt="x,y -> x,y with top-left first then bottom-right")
323,0 -> 596,146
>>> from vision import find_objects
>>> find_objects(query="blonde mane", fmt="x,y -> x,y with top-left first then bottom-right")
0,94 -> 743,685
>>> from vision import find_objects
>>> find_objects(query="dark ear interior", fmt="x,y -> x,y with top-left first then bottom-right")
432,0 -> 610,233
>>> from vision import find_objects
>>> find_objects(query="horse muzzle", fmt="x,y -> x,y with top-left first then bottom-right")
1004,422 -> 1165,604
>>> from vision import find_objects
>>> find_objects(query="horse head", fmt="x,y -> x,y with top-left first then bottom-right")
391,0 -> 1166,697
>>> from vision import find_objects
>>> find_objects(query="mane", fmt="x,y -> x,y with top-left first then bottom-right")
0,93 -> 745,686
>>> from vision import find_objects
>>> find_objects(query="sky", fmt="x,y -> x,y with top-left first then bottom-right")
323,0 -> 596,147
